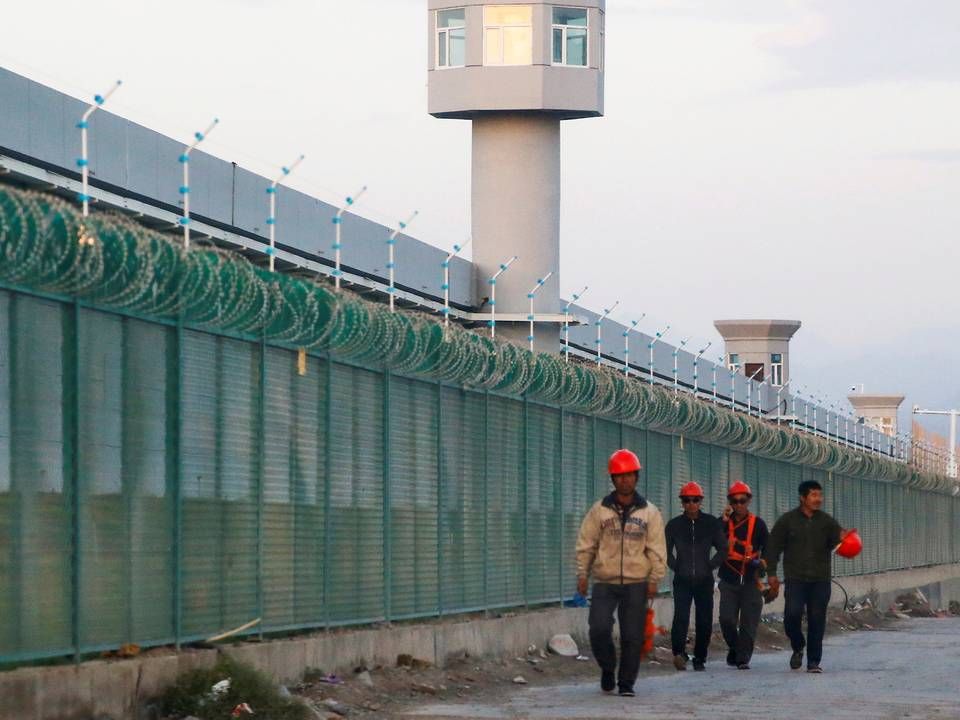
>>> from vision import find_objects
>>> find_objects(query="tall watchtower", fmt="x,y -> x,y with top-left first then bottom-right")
428,1 -> 605,349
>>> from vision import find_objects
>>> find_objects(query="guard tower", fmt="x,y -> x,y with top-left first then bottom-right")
428,1 -> 605,349
847,392 -> 905,436
713,319 -> 802,386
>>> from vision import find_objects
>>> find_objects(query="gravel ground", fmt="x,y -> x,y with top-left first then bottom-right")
402,617 -> 960,720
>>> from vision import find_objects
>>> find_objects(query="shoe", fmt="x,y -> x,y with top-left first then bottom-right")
737,663 -> 750,670
693,659 -> 706,672
673,654 -> 688,671
807,664 -> 823,674
601,670 -> 615,692
618,687 -> 636,697
726,650 -> 737,667
790,650 -> 803,670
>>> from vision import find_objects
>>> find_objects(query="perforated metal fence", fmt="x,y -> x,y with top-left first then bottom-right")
1,286 -> 958,665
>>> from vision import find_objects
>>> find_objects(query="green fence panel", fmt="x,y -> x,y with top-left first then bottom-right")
2,277 -> 959,665
388,375 -> 440,619
438,387 -> 486,612
485,394 -> 524,608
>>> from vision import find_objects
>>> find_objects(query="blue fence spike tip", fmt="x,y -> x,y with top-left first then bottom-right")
94,94 -> 104,104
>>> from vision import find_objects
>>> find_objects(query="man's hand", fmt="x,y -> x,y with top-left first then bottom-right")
768,576 -> 780,593
577,576 -> 588,596
647,581 -> 659,599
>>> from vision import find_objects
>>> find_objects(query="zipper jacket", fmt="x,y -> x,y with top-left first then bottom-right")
665,512 -> 726,580
718,513 -> 769,586
576,492 -> 667,585
764,508 -> 842,582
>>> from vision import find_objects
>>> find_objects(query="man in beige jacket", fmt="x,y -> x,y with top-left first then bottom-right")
576,449 -> 667,697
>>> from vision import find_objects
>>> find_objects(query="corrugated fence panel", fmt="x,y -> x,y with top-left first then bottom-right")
327,364 -> 384,623
485,394 -> 524,608
562,412 -> 593,600
389,376 -> 439,619
439,387 -> 486,612
2,287 -> 959,663
526,403 -> 561,604
10,296 -> 72,657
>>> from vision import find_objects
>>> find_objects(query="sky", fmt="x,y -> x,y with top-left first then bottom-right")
1,0 -> 958,434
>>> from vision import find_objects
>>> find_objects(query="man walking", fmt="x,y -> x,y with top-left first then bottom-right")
717,481 -> 769,670
576,449 -> 667,697
665,481 -> 726,671
765,480 -> 846,673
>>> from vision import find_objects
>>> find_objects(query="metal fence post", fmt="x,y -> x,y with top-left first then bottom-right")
170,319 -> 183,650
66,301 -> 81,663
322,357 -> 333,629
436,382 -> 444,617
256,338 -> 266,638
557,407 -> 565,607
383,369 -> 392,622
522,395 -> 529,607
483,390 -> 490,613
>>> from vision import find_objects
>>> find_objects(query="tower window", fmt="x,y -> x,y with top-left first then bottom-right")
552,8 -> 588,67
771,353 -> 783,386
728,353 -> 740,372
484,6 -> 533,66
437,9 -> 466,68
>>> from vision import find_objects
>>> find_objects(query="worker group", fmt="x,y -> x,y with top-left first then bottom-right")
576,448 -> 863,697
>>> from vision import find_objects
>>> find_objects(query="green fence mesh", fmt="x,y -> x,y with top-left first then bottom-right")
0,186 -> 958,664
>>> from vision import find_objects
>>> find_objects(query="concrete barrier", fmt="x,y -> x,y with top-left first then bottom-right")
2,563 -> 959,720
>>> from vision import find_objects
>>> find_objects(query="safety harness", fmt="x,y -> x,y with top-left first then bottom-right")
725,513 -> 758,577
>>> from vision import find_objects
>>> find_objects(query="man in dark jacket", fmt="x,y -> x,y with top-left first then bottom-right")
765,480 -> 847,674
665,481 -> 726,671
718,480 -> 770,670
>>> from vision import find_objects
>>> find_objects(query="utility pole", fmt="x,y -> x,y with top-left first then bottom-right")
912,406 -> 959,479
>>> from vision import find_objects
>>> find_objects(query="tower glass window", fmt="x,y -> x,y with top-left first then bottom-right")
771,353 -> 783,386
436,9 -> 466,68
552,7 -> 588,67
484,6 -> 533,66
728,353 -> 740,372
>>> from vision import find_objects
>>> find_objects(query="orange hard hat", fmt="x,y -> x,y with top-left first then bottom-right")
727,481 -> 752,498
679,481 -> 705,498
836,529 -> 863,559
608,449 -> 641,475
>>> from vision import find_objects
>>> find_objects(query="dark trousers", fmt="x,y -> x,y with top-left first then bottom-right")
671,576 -> 715,661
718,579 -> 764,665
784,580 -> 832,665
589,582 -> 648,690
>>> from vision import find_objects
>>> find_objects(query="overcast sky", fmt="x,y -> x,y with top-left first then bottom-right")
2,0 -> 958,433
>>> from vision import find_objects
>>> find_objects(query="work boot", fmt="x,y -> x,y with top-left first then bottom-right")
673,654 -> 688,671
790,650 -> 803,670
618,686 -> 636,697
726,649 -> 737,667
807,664 -> 823,674
600,670 -> 615,692
693,659 -> 706,672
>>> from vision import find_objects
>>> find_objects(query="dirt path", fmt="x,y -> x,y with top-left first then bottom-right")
401,618 -> 960,720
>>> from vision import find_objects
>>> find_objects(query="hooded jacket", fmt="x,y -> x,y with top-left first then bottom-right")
576,492 -> 667,585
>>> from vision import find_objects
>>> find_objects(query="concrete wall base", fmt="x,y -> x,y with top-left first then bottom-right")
3,563 -> 960,720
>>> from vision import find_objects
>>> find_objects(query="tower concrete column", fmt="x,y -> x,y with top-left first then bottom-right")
472,114 -> 560,348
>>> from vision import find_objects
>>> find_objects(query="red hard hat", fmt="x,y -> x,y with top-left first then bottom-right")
608,449 -> 641,475
727,481 -> 752,498
836,529 -> 863,559
679,482 -> 705,498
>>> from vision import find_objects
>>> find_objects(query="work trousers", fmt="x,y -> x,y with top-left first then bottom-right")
718,579 -> 764,665
671,575 -> 715,661
784,579 -> 832,665
589,582 -> 648,690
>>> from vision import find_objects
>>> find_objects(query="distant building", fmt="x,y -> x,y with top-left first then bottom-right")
713,319 -> 801,387
848,392 -> 905,437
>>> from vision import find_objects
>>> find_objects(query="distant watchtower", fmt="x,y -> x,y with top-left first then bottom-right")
428,1 -> 605,349
714,319 -> 802,387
